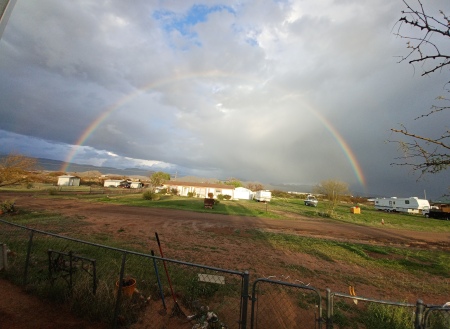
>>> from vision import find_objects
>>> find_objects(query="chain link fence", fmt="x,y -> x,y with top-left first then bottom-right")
0,219 -> 448,329
250,278 -> 323,328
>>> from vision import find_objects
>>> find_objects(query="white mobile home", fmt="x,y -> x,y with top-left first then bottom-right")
374,197 -> 430,213
104,179 -> 126,188
57,175 -> 80,186
163,181 -> 235,199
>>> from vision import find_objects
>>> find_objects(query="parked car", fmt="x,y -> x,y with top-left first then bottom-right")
304,195 -> 318,207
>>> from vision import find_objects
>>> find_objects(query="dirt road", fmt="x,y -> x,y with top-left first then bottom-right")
4,193 -> 449,250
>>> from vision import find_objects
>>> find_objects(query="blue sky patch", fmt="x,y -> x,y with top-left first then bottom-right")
153,4 -> 235,37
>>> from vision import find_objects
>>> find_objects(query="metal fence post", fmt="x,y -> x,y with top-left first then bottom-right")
112,252 -> 127,329
240,270 -> 250,329
415,299 -> 425,329
326,288 -> 333,329
23,230 -> 34,286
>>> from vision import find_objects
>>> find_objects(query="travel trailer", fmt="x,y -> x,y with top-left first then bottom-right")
254,190 -> 271,202
374,197 -> 430,213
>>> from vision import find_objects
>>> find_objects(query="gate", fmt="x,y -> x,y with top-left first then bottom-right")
423,305 -> 450,329
250,278 -> 323,329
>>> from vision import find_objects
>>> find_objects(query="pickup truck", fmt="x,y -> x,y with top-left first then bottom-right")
304,195 -> 318,207
422,205 -> 450,220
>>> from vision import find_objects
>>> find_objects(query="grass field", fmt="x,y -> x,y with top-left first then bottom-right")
23,188 -> 449,233
1,188 -> 450,328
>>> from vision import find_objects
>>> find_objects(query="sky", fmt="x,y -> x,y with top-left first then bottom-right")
0,0 -> 449,199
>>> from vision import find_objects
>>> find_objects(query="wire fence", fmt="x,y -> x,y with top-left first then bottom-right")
0,219 -> 448,329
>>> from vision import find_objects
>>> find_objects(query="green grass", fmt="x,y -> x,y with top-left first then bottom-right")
245,229 -> 450,278
12,189 -> 447,232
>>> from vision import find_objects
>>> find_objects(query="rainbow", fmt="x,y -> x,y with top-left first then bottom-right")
61,71 -> 366,190
310,110 -> 366,188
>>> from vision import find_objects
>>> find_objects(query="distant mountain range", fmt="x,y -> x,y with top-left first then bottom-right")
34,157 -> 156,177
2,155 -> 318,193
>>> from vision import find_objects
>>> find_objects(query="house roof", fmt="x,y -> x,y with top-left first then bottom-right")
58,175 -> 80,179
163,181 -> 235,189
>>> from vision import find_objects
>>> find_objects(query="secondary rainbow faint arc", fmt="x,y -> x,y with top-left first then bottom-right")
61,72 -> 366,189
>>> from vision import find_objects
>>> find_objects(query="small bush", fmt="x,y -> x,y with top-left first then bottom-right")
48,188 -> 58,195
223,194 -> 232,200
187,192 -> 195,197
217,194 -> 224,201
0,200 -> 15,213
143,191 -> 160,200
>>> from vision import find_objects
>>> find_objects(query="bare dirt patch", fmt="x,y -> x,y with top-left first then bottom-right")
1,192 -> 449,328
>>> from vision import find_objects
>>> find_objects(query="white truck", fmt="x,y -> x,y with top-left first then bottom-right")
304,194 -> 318,207
254,190 -> 271,202
374,197 -> 429,213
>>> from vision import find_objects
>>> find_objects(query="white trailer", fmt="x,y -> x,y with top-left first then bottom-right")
374,197 -> 430,213
254,190 -> 271,202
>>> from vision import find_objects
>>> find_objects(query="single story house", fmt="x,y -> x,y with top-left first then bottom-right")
163,181 -> 235,199
233,187 -> 254,200
104,179 -> 126,188
57,175 -> 81,186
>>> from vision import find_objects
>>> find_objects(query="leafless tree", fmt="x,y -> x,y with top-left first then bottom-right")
390,0 -> 449,177
0,153 -> 37,187
313,179 -> 349,215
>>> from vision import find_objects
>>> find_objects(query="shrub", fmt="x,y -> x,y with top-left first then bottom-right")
217,194 -> 224,201
0,200 -> 15,213
143,191 -> 160,200
223,194 -> 232,200
187,192 -> 195,197
48,188 -> 58,195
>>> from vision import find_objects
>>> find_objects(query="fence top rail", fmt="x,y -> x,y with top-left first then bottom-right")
331,291 -> 416,308
0,219 -> 246,277
253,277 -> 321,295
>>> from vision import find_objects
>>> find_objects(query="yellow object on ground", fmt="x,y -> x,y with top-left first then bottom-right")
350,206 -> 361,214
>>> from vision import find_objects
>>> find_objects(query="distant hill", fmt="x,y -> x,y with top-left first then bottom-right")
33,158 -> 155,177
2,154 -> 319,193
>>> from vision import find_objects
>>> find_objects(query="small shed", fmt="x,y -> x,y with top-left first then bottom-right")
130,181 -> 143,189
233,187 -> 253,200
57,175 -> 80,186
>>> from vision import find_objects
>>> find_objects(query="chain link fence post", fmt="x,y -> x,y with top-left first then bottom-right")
23,230 -> 34,286
240,270 -> 250,329
415,299 -> 424,329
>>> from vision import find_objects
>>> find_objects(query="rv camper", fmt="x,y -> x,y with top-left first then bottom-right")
254,190 -> 271,202
374,197 -> 429,213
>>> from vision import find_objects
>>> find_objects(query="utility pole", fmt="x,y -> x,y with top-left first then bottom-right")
0,0 -> 18,39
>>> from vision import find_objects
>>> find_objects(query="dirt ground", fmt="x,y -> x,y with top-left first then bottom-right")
1,192 -> 449,328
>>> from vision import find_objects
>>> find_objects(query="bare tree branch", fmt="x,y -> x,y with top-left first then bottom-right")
391,1 -> 450,180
